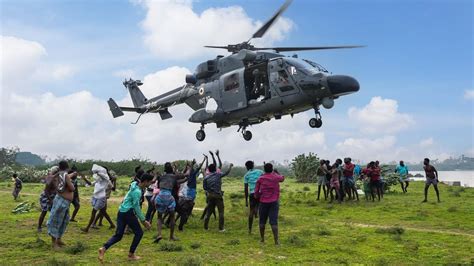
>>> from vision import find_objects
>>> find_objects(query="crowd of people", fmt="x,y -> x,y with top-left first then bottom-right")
10,153 -> 441,261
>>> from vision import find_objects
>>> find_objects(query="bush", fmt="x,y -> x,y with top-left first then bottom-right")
316,225 -> 331,236
190,242 -> 201,249
180,256 -> 202,266
291,153 -> 320,183
303,186 -> 311,191
287,235 -> 305,247
375,226 -> 405,235
159,242 -> 183,252
65,241 -> 87,254
227,239 -> 240,245
0,166 -> 48,183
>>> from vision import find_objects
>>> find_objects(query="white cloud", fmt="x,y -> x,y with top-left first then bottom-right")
51,65 -> 75,80
1,35 -> 46,90
113,69 -> 137,79
0,35 -> 75,98
138,0 -> 294,60
464,90 -> 474,100
419,137 -> 434,148
334,136 -> 397,162
348,96 -> 414,134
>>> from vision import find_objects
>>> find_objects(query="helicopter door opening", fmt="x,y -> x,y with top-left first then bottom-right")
269,59 -> 299,97
244,63 -> 270,103
219,69 -> 248,112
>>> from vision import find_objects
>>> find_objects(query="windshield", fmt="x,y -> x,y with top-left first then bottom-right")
303,59 -> 329,73
285,58 -> 323,76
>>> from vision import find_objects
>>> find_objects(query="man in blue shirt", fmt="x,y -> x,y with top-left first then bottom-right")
244,161 -> 263,234
395,160 -> 409,193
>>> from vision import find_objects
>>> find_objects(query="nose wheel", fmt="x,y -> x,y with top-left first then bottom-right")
238,124 -> 253,141
196,124 -> 206,141
243,130 -> 252,141
309,107 -> 323,128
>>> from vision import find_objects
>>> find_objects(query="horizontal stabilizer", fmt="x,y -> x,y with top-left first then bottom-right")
159,109 -> 173,120
108,98 -> 124,118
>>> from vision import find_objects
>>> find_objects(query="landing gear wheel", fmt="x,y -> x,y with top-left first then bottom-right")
196,130 -> 206,141
309,118 -> 323,128
243,130 -> 252,141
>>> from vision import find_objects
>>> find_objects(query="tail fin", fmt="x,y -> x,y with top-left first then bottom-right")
123,79 -> 147,107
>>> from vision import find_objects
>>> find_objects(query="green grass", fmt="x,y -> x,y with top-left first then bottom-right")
0,178 -> 473,265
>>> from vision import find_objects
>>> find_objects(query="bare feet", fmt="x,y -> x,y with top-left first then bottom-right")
98,247 -> 106,262
57,239 -> 66,247
170,237 -> 179,241
153,236 -> 162,243
128,254 -> 141,261
80,228 -> 89,233
109,225 -> 116,229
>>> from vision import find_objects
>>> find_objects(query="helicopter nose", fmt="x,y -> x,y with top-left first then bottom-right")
327,75 -> 360,96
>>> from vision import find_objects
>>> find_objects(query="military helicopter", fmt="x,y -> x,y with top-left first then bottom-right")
108,0 -> 363,141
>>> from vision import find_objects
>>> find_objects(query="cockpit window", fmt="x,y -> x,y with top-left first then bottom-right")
285,58 -> 327,75
303,59 -> 329,73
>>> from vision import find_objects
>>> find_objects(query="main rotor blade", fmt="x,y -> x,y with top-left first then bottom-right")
251,0 -> 292,39
204,45 -> 231,50
254,45 -> 366,52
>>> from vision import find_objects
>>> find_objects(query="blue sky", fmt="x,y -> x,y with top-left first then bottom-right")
1,0 -> 472,163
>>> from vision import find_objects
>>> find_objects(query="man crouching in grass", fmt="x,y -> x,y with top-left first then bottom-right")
47,160 -> 76,249
254,163 -> 285,245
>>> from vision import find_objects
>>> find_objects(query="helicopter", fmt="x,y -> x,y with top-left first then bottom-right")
107,0 -> 363,142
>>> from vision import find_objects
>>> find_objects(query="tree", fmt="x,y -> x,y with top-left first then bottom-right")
0,147 -> 19,167
291,153 -> 320,183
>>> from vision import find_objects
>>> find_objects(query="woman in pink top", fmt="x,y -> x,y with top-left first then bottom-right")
254,163 -> 284,245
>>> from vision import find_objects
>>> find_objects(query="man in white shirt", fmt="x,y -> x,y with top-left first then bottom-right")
81,164 -> 115,232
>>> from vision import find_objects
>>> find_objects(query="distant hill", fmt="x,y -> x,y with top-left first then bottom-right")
406,155 -> 474,171
15,152 -> 46,166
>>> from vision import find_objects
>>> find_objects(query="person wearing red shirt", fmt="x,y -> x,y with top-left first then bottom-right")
254,163 -> 284,245
369,161 -> 382,201
342,158 -> 359,201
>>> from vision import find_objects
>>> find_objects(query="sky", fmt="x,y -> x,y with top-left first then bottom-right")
1,0 -> 473,165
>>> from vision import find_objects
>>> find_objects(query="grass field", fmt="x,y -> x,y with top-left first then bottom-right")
0,178 -> 473,265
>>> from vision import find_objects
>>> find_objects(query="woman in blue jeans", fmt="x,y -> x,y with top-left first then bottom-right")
98,174 -> 153,262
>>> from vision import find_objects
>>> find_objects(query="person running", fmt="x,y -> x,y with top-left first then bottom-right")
82,164 -> 115,233
316,160 -> 328,201
98,173 -> 153,262
47,160 -> 76,249
343,158 -> 359,201
154,162 -> 188,243
93,170 -> 117,228
11,173 -> 22,200
422,158 -> 440,203
368,161 -> 382,201
254,163 -> 284,245
203,162 -> 234,232
244,160 -> 263,234
177,158 -> 205,231
395,160 -> 409,193
329,161 -> 342,203
38,166 -> 59,233
144,175 -> 158,223
70,165 -> 92,222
